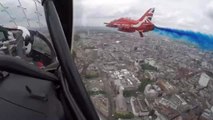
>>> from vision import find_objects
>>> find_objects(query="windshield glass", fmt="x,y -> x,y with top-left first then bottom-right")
73,0 -> 213,120
0,0 -> 54,68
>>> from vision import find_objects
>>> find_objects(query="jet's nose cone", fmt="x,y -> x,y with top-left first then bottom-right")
151,8 -> 155,12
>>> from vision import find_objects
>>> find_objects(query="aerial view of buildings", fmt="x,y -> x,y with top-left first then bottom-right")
73,27 -> 213,120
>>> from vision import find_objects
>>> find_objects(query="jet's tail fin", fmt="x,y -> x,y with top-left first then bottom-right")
138,8 -> 155,21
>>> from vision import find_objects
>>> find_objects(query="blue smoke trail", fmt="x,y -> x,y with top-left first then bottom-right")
153,26 -> 213,50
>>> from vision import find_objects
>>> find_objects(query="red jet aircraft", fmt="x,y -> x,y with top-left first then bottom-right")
104,8 -> 155,37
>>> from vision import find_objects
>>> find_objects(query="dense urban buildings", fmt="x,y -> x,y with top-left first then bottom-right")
74,27 -> 213,120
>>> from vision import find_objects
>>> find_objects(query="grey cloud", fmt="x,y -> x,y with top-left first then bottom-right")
73,0 -> 85,26
92,8 -> 142,19
74,0 -> 83,18
206,1 -> 213,20
207,12 -> 213,19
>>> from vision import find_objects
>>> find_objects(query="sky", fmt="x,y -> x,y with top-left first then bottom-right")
0,0 -> 213,34
74,0 -> 213,34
